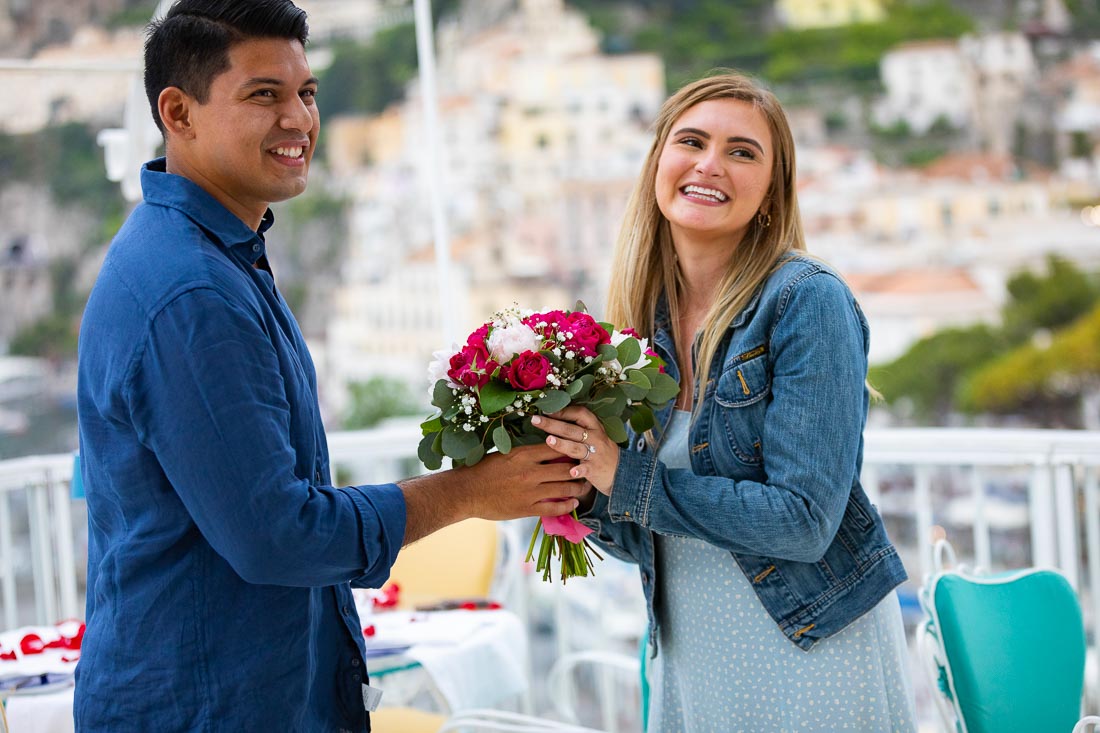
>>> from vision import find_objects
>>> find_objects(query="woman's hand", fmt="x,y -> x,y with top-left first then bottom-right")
531,406 -> 619,496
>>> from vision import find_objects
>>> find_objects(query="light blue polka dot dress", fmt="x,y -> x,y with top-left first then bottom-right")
647,411 -> 917,732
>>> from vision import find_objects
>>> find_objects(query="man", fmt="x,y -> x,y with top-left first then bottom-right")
75,1 -> 581,730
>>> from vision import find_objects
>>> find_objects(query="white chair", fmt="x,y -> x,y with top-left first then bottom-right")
547,650 -> 644,733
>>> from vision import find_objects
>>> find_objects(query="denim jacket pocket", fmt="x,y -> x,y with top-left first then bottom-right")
713,352 -> 771,466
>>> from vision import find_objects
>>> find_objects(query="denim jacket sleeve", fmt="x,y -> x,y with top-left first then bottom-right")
605,269 -> 868,564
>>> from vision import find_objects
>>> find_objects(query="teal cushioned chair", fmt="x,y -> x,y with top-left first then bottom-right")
919,540 -> 1092,733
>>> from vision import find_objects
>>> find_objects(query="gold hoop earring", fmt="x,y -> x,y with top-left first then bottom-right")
756,211 -> 771,228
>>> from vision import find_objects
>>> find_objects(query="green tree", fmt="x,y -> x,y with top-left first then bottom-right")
1001,255 -> 1100,342
343,376 -> 423,429
960,303 -> 1100,428
869,324 -> 1007,422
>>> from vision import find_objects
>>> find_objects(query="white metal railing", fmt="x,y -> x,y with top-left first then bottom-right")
1,425 -> 1098,709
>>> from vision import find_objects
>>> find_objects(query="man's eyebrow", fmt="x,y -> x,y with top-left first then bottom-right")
672,127 -> 765,154
240,76 -> 320,88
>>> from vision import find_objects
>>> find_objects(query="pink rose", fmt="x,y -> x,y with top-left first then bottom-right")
645,347 -> 666,373
503,350 -> 551,391
621,327 -> 642,338
448,343 -> 498,389
564,312 -> 610,357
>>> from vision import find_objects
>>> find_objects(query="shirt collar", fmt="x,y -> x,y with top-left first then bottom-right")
139,158 -> 276,262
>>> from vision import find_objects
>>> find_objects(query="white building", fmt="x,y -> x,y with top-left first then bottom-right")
320,0 -> 664,415
874,33 -> 1037,153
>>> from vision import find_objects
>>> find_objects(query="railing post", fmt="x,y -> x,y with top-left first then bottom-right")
969,466 -> 991,572
0,490 -> 15,630
915,465 -> 934,581
1053,463 -> 1080,590
1029,463 -> 1057,568
49,468 -> 79,620
29,478 -> 59,624
1084,465 -> 1100,711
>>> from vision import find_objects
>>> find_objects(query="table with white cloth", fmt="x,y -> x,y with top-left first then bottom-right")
362,607 -> 529,713
0,624 -> 81,733
0,607 -> 527,732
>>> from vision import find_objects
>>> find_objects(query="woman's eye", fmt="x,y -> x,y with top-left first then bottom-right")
678,137 -> 702,149
731,147 -> 755,159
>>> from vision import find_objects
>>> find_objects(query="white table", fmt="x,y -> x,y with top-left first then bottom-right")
362,607 -> 529,713
0,624 -> 80,733
1,608 -> 529,732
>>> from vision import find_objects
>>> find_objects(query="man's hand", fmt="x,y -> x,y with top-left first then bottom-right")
397,444 -> 584,546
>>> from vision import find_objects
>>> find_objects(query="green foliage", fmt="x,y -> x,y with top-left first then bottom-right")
870,324 -> 1008,422
0,123 -> 126,233
873,256 -> 1100,424
1002,255 -> 1100,342
960,303 -> 1100,426
9,257 -> 85,360
765,1 -> 974,84
903,146 -> 947,167
343,376 -> 422,429
317,27 -> 419,119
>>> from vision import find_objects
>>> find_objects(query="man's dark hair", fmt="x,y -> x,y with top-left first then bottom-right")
144,0 -> 309,133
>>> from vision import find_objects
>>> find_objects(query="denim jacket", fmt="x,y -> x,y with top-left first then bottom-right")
580,254 -> 908,652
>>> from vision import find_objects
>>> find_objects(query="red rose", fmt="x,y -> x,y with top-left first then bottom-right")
448,343 -> 497,389
621,327 -> 642,338
563,312 -> 610,357
645,347 -> 666,373
523,310 -> 570,338
467,323 -> 491,348
504,350 -> 552,391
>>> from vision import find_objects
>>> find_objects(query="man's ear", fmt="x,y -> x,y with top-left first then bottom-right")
158,87 -> 195,141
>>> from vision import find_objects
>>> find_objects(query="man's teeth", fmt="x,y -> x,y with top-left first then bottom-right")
273,146 -> 304,158
683,184 -> 728,202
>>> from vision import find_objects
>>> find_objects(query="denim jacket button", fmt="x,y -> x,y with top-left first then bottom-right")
642,572 -> 650,584
635,437 -> 646,451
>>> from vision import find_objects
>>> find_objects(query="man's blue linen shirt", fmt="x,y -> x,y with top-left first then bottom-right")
75,159 -> 406,732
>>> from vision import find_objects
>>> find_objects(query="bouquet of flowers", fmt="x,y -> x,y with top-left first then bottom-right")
419,303 -> 679,582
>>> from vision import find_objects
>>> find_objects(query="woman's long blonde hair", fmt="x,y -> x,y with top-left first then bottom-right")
606,70 -> 806,411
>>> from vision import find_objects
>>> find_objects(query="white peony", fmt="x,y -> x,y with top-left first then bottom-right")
486,322 -> 542,363
427,346 -> 460,394
607,330 -> 651,373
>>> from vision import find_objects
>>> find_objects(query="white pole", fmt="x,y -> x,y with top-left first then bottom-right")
412,0 -> 457,345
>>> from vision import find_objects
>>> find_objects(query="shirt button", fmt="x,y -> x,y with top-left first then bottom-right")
314,470 -> 322,483
351,658 -> 361,667
252,243 -> 261,253
352,673 -> 361,683
342,606 -> 351,615
642,572 -> 650,584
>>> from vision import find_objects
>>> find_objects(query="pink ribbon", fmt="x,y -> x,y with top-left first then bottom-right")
541,513 -> 594,544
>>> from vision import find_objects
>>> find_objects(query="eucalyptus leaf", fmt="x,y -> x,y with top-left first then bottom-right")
492,424 -> 512,454
432,380 -> 455,409
418,432 -> 442,470
591,388 -> 627,418
647,372 -> 681,405
597,343 -> 617,362
615,338 -> 641,371
629,406 -> 656,433
465,443 -> 486,466
443,404 -> 461,420
619,380 -> 647,401
626,369 -> 652,390
566,374 -> 594,399
420,413 -> 443,434
442,426 -> 479,459
534,389 -> 571,413
479,380 -> 519,415
599,415 -> 628,444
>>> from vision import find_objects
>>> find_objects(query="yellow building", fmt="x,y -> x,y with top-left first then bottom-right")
776,0 -> 885,28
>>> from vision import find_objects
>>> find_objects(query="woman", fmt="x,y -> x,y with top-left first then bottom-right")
533,72 -> 917,731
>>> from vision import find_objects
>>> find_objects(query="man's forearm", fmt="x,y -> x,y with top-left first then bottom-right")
397,471 -> 474,546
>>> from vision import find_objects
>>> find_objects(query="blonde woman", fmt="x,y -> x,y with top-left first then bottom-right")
533,72 -> 917,731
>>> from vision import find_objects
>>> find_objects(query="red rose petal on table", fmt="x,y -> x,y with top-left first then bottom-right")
62,653 -> 80,663
362,625 -> 376,637
0,649 -> 15,660
20,633 -> 45,655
